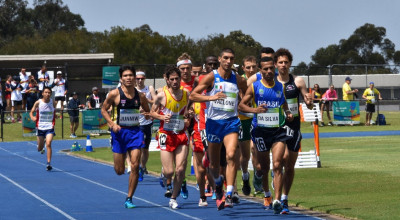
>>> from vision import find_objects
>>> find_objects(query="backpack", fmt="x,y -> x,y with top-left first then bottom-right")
376,114 -> 386,125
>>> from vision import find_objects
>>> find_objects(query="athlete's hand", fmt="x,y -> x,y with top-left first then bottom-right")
255,104 -> 268,113
141,111 -> 151,120
210,91 -> 226,101
111,124 -> 121,133
286,112 -> 294,122
164,114 -> 172,123
31,116 -> 37,122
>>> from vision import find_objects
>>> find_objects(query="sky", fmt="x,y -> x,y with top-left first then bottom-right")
29,0 -> 400,65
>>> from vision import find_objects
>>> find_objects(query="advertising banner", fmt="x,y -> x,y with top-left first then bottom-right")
102,66 -> 120,89
333,101 -> 360,125
82,109 -> 108,134
22,112 -> 36,137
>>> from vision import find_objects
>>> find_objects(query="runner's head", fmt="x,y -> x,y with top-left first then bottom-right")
119,64 -> 136,88
42,87 -> 52,99
164,65 -> 181,90
242,55 -> 257,77
219,48 -> 235,71
260,47 -> 275,59
191,63 -> 202,77
205,55 -> 218,73
135,69 -> 146,87
274,48 -> 292,75
177,52 -> 192,82
259,57 -> 275,82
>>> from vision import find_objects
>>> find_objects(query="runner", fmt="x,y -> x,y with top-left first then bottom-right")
274,48 -> 313,214
101,64 -> 151,209
190,48 -> 247,210
29,87 -> 57,171
150,66 -> 191,209
135,70 -> 156,180
238,56 -> 294,214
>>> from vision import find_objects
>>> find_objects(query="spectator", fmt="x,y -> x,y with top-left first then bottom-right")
88,87 -> 102,109
320,85 -> 338,126
10,76 -> 23,123
0,83 -> 4,123
342,76 -> 358,101
26,76 -> 39,110
37,65 -> 50,97
67,92 -> 85,138
19,68 -> 29,110
362,82 -> 382,126
4,75 -> 12,120
52,71 -> 68,118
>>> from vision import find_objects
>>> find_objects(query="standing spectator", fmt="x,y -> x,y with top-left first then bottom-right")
52,71 -> 68,118
4,75 -> 12,120
26,76 -> 39,110
342,76 -> 358,101
320,85 -> 338,126
88,87 -> 102,109
10,76 -> 23,123
0,83 -> 4,123
37,65 -> 50,97
362,82 -> 382,126
67,92 -> 85,138
19,68 -> 29,110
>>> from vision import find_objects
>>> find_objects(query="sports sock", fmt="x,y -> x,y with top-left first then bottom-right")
242,172 -> 249,180
226,185 -> 234,195
281,194 -> 288,201
264,191 -> 271,198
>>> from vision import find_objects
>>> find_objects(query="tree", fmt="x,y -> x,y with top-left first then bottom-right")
0,0 -> 32,40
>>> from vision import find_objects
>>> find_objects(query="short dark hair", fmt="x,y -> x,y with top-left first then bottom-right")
260,47 -> 275,55
119,64 -> 136,77
220,48 -> 235,57
243,55 -> 257,65
164,65 -> 181,79
42,87 -> 52,93
274,48 -> 293,63
259,57 -> 274,68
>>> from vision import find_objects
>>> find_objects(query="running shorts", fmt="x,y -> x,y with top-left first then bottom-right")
206,117 -> 240,144
158,131 -> 188,152
251,126 -> 291,152
111,126 -> 144,154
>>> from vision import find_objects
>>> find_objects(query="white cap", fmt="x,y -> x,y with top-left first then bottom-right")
57,71 -> 62,75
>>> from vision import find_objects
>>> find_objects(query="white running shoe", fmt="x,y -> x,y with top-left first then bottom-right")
198,198 -> 208,207
169,199 -> 179,209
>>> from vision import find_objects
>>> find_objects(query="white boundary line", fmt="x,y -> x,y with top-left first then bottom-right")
0,172 -> 76,220
0,146 -> 201,220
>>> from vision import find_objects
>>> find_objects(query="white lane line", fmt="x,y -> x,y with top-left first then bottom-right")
0,146 -> 201,220
0,172 -> 76,220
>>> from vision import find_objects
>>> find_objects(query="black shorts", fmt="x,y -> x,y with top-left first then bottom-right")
69,116 -> 79,123
22,93 -> 28,100
366,104 -> 376,113
285,126 -> 302,152
140,123 -> 153,149
11,100 -> 22,107
251,126 -> 291,152
55,96 -> 66,101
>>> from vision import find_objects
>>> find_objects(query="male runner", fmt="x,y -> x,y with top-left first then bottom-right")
151,66 -> 191,209
190,48 -> 247,210
274,48 -> 313,214
101,64 -> 150,209
239,56 -> 294,214
135,70 -> 156,180
30,87 -> 57,171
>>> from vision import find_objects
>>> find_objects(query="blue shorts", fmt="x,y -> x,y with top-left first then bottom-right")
36,129 -> 56,137
111,126 -> 144,154
206,117 -> 240,143
140,123 -> 153,149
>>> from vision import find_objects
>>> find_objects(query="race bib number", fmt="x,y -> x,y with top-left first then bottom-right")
213,92 -> 237,112
254,137 -> 267,152
287,98 -> 299,117
39,111 -> 53,123
200,129 -> 208,149
164,115 -> 184,133
257,108 -> 280,128
119,109 -> 140,127
159,133 -> 167,150
283,125 -> 294,137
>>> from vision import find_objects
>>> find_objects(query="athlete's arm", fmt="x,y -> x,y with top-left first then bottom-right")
238,85 -> 267,114
236,73 -> 248,96
246,74 -> 257,87
282,102 -> 294,122
295,75 -> 313,109
30,100 -> 40,122
147,85 -> 157,104
139,92 -> 151,120
101,89 -> 120,133
150,92 -> 171,123
190,73 -> 225,102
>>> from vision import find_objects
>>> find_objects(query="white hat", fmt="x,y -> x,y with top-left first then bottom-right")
57,71 -> 62,75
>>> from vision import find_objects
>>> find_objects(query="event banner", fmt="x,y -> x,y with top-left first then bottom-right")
102,66 -> 120,89
333,101 -> 360,125
82,109 -> 108,134
22,112 -> 36,137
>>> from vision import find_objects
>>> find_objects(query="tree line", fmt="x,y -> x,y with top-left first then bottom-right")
1,0 -> 399,75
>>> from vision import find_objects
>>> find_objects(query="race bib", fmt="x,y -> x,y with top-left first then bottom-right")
257,108 -> 280,128
212,92 -> 237,112
119,109 -> 140,127
39,111 -> 54,123
287,98 -> 299,117
164,115 -> 184,133
240,111 -> 254,118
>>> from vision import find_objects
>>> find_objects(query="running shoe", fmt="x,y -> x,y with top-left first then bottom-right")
69,134 -> 74,138
46,163 -> 52,171
143,167 -> 148,174
169,199 -> 179,209
211,191 -> 217,200
126,165 -> 131,174
40,148 -> 45,154
253,172 -> 263,193
281,199 -> 290,214
224,194 -> 233,208
320,122 -> 325,127
180,180 -> 188,199
272,200 -> 283,214
264,196 -> 272,210
232,192 -> 240,204
198,197 -> 208,207
124,197 -> 136,209
165,185 -> 172,198
242,177 -> 251,196
215,182 -> 225,210
138,167 -> 144,181
159,173 -> 166,188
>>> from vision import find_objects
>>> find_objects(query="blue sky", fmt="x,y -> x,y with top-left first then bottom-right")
29,0 -> 400,65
